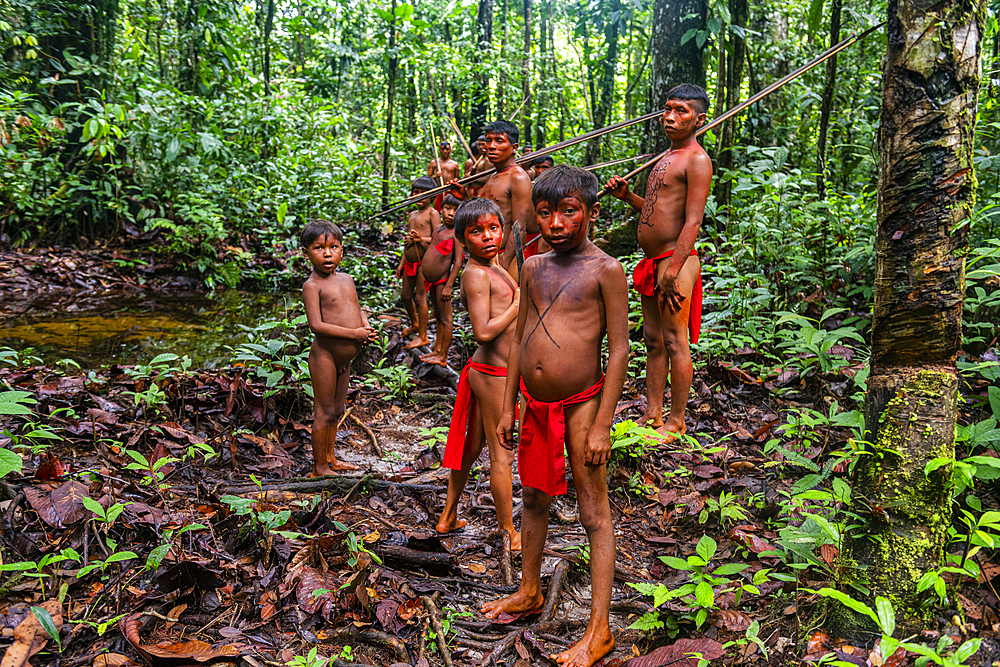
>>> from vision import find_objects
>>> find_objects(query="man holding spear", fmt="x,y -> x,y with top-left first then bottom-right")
604,84 -> 712,441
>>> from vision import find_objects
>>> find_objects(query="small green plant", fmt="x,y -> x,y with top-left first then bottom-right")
773,307 -> 866,376
700,491 -> 749,528
629,535 -> 762,630
418,427 -> 449,449
222,494 -> 292,539
30,606 -> 61,652
362,361 -> 414,398
337,646 -> 354,662
286,646 -> 329,667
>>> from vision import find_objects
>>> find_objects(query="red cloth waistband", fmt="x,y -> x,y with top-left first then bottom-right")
523,232 -> 541,260
403,259 -> 421,277
517,376 -> 605,497
442,362 -> 509,470
632,249 -> 702,344
424,276 -> 449,292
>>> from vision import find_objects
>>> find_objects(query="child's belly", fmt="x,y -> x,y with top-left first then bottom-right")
519,346 -> 603,403
421,251 -> 450,282
313,336 -> 361,366
404,244 -> 423,263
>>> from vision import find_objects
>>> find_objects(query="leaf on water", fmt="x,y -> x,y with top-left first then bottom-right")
623,637 -> 726,667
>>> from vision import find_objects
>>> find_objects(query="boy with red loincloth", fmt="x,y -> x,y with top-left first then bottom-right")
419,194 -> 464,367
435,198 -> 521,549
483,166 -> 628,667
300,220 -> 378,476
450,121 -> 547,276
604,84 -> 712,441
428,141 -> 461,210
396,176 -> 438,349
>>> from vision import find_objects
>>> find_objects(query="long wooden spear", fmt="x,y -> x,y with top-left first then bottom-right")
427,121 -> 445,187
444,113 -> 476,161
584,154 -> 653,171
598,20 -> 886,198
371,108 -> 665,219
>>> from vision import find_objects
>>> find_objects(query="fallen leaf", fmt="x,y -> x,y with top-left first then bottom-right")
709,609 -> 752,631
807,631 -> 830,654
34,453 -> 66,480
143,639 -> 243,661
93,654 -> 140,667
623,638 -> 726,667
820,543 -> 839,565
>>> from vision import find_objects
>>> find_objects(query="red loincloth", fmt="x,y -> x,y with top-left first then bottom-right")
442,362 -> 511,470
518,376 -> 605,497
436,239 -> 454,255
434,192 -> 444,211
424,276 -> 449,292
523,232 -> 542,260
632,249 -> 702,344
403,259 -> 421,278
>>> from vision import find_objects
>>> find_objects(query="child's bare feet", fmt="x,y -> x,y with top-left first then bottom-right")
426,354 -> 449,367
328,458 -> 360,471
655,421 -> 686,443
435,515 -> 467,534
639,411 -> 663,429
481,588 -> 544,619
405,337 -> 430,349
401,325 -> 419,337
552,625 -> 615,667
311,465 -> 334,477
419,351 -> 436,361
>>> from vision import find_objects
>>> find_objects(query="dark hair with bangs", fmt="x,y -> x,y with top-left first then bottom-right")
412,176 -> 437,192
531,165 -> 600,211
441,194 -> 461,210
665,83 -> 710,115
484,120 -> 519,146
300,219 -> 343,248
531,155 -> 554,167
454,197 -> 503,244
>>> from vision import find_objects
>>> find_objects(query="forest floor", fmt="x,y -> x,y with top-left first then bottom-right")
0,244 -> 998,667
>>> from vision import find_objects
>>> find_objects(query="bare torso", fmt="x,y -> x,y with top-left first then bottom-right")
405,207 -> 435,263
305,271 -> 365,366
462,263 -> 519,368
429,158 -> 461,184
422,225 -> 457,282
518,245 -> 616,401
636,145 -> 709,258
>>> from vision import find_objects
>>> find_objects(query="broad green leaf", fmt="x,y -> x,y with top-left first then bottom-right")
81,496 -> 106,519
31,607 -> 60,649
955,638 -> 982,663
696,535 -> 717,563
105,551 -> 138,564
713,562 -> 750,576
659,555 -> 691,570
0,449 -> 22,477
805,587 -> 878,625
990,386 -> 1000,420
694,581 -> 714,608
875,596 -> 895,637
150,353 -> 178,365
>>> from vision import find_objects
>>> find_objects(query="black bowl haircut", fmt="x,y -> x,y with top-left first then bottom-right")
484,120 -> 519,146
301,219 -> 343,248
454,198 -> 504,244
531,165 -> 600,211
665,83 -> 710,116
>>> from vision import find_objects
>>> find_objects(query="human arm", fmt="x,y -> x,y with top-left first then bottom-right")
585,262 -> 630,465
303,282 -> 375,343
446,178 -> 467,200
604,175 -> 645,211
658,152 -> 712,313
497,274 -> 530,450
444,242 -> 463,292
464,269 -> 520,345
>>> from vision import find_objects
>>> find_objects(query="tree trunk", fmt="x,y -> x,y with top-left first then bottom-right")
522,0 -> 532,144
815,0 -> 841,199
380,0 -> 398,210
498,0 -> 508,117
639,0 -> 706,192
472,0 -> 494,138
263,0 -> 275,96
535,0 -> 548,149
716,0 -> 747,209
586,0 -> 621,165
838,0 -> 982,631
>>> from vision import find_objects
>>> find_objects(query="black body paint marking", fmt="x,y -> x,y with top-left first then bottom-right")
525,281 -> 570,349
638,159 -> 671,228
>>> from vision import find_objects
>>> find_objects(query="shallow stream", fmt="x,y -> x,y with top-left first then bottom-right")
0,289 -> 295,368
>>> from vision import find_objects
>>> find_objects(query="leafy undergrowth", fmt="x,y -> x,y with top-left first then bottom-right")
0,249 -> 998,667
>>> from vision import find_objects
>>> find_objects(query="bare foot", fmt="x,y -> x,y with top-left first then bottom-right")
311,466 -> 334,477
428,356 -> 450,367
508,529 -> 522,552
401,325 -> 419,337
436,515 -> 467,534
328,458 -> 360,471
552,625 -> 615,667
405,337 -> 430,350
419,351 -> 436,361
639,411 -> 663,429
655,422 -> 687,443
482,587 -> 544,619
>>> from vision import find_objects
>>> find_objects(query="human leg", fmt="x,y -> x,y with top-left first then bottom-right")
656,255 -> 700,437
554,397 -> 615,667
401,274 -> 419,337
428,288 -> 454,366
482,486 -> 550,617
640,293 -> 667,428
405,268 -> 430,349
308,345 -> 339,477
327,361 -> 359,471
420,284 -> 443,361
469,369 -> 519,549
436,398 -> 485,534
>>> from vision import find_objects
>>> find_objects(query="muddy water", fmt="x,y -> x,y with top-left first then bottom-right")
0,289 -> 295,368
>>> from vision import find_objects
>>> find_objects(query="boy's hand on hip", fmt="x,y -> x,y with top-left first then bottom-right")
497,410 -> 517,451
584,425 -> 612,466
657,275 -> 686,314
